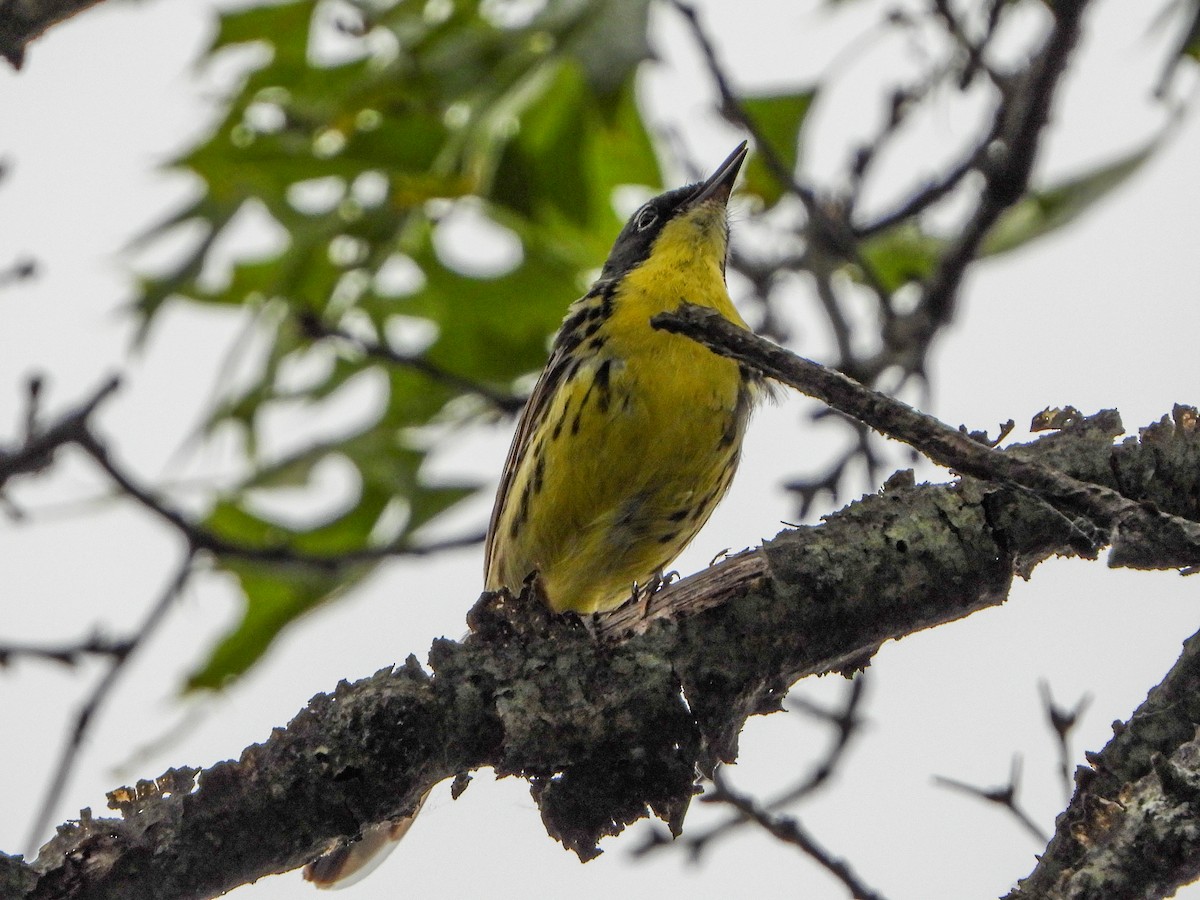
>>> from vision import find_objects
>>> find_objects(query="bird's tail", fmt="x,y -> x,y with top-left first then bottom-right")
303,790 -> 429,889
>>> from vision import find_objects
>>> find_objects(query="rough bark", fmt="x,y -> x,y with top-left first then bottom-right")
6,406 -> 1199,900
1007,634 -> 1200,899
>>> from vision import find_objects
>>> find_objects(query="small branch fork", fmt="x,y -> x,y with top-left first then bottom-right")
935,756 -> 1049,844
933,683 -> 1091,843
638,678 -> 882,898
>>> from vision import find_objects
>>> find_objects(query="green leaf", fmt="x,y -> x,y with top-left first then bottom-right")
740,89 -> 817,207
858,223 -> 945,292
487,60 -> 661,258
208,0 -> 316,59
403,235 -> 583,382
983,142 -> 1159,256
186,560 -> 351,689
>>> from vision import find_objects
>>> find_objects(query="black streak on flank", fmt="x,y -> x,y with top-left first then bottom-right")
667,509 -> 689,523
552,398 -> 570,440
517,484 -> 531,528
594,359 -> 612,412
657,530 -> 679,544
690,488 -> 717,521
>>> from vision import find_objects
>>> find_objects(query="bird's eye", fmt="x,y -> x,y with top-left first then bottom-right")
635,207 -> 658,231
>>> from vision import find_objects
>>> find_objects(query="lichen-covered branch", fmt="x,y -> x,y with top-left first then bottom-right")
7,404 -> 1200,899
653,305 -> 1200,571
1007,633 -> 1200,900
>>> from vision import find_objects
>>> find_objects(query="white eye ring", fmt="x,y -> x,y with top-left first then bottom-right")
635,207 -> 658,231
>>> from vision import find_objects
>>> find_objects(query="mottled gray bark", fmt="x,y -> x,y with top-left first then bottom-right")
8,406 -> 1199,900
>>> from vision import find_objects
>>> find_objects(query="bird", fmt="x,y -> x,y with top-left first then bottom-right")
305,140 -> 759,888
485,139 -> 760,613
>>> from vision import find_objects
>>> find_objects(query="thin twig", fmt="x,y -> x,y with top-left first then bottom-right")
3,379 -> 484,568
1039,681 -> 1092,800
71,426 -> 483,567
0,633 -> 133,668
930,0 -> 992,87
934,756 -> 1049,843
641,678 -> 868,858
852,144 -> 990,239
298,314 -> 525,415
25,555 -> 196,857
753,674 -> 868,806
706,769 -> 890,900
0,376 -> 121,489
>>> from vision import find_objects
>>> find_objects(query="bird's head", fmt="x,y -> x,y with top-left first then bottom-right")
600,141 -> 748,283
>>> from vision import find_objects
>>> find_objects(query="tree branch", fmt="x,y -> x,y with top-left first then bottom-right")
0,0 -> 108,68
1007,630 -> 1200,899
934,755 -> 1048,844
7,401 -> 1200,898
704,769 -> 888,900
296,313 -> 526,416
0,378 -> 484,569
652,305 -> 1200,571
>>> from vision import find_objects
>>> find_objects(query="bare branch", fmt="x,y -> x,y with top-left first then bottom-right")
68,428 -> 487,566
1040,680 -> 1092,799
0,379 -> 484,569
643,676 -> 869,861
0,633 -> 133,668
0,376 -> 121,490
920,0 -> 1091,329
1009,631 -> 1200,899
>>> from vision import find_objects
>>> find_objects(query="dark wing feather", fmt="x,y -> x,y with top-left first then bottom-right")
483,283 -> 610,581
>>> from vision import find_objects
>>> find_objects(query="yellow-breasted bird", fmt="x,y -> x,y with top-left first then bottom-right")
486,140 -> 760,613
305,141 -> 759,888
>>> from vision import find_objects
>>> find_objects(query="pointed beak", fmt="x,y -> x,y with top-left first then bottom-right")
686,141 -> 749,208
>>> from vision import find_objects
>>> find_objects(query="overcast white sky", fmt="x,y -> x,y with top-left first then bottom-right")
2,1 -> 1200,898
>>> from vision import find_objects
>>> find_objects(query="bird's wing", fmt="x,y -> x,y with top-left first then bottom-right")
483,282 -> 610,581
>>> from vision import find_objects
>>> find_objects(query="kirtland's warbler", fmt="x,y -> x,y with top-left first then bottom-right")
305,141 -> 759,888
